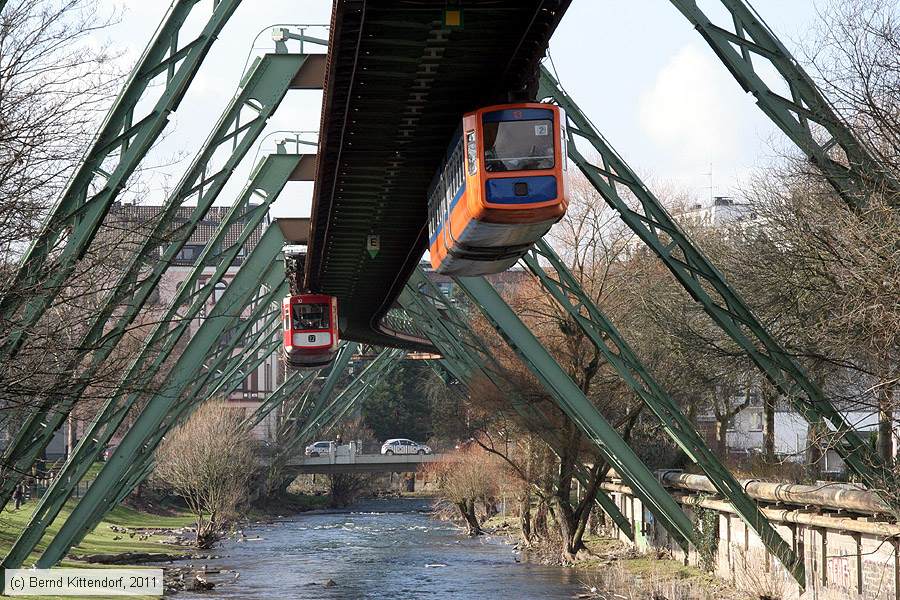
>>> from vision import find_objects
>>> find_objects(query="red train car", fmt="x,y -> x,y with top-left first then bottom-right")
428,103 -> 569,276
282,294 -> 339,368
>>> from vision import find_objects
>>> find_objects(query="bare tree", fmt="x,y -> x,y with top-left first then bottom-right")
424,447 -> 502,536
153,401 -> 257,548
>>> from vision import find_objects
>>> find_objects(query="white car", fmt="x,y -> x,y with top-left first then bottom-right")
381,438 -> 432,455
305,440 -> 335,457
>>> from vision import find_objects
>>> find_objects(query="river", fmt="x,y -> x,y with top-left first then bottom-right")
179,498 -> 589,599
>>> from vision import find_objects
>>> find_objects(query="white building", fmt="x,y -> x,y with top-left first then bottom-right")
679,196 -> 758,227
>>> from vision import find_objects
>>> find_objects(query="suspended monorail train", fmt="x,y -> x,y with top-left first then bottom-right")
282,294 -> 339,368
428,103 -> 569,276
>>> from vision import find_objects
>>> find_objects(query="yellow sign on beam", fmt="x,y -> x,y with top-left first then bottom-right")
443,9 -> 462,28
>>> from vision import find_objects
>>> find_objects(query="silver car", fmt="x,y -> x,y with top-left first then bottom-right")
305,440 -> 335,457
381,438 -> 432,455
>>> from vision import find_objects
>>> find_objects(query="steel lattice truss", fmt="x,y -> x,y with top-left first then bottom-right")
0,0 -> 894,590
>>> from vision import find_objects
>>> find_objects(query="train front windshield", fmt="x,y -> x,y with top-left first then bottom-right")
292,303 -> 329,330
482,113 -> 555,172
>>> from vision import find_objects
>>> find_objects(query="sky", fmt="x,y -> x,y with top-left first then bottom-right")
97,0 -> 828,218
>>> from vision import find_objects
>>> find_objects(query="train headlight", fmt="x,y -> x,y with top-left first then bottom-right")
466,131 -> 478,175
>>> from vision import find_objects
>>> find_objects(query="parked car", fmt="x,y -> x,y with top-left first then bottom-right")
305,440 -> 335,457
381,439 -> 432,455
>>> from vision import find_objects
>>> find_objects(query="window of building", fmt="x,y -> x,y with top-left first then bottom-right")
213,281 -> 227,303
175,244 -> 204,263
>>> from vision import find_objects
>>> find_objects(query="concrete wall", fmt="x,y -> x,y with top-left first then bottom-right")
603,483 -> 900,600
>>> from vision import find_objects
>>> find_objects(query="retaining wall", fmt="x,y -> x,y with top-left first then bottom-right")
602,478 -> 900,600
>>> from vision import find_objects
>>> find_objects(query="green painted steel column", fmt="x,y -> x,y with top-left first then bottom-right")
35,225 -> 286,568
283,349 -> 404,457
433,355 -> 635,542
187,306 -> 283,401
398,277 -> 635,541
244,369 -> 319,431
667,0 -> 898,207
2,155 -> 301,569
522,240 -> 804,584
0,0 -> 245,359
278,343 -> 358,450
0,57 -> 313,507
455,275 -> 698,549
538,66 -> 896,514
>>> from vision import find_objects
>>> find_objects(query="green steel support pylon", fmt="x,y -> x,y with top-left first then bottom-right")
398,273 -> 638,541
277,343 -> 358,452
668,0 -> 899,208
281,349 -> 405,459
64,301 -> 287,553
35,225 -> 286,568
522,240 -> 804,584
454,275 -> 699,549
431,356 -> 634,541
0,0 -> 245,359
538,66 -> 898,514
243,368 -> 319,431
0,50 -> 317,508
2,154 -> 304,570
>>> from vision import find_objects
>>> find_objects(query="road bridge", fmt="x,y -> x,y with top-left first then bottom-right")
282,452 -> 446,475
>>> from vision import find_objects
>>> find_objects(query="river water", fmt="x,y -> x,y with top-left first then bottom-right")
181,498 -> 588,599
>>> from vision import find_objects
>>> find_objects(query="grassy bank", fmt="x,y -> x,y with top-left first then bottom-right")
0,499 -> 194,599
0,490 -> 330,598
0,499 -> 194,568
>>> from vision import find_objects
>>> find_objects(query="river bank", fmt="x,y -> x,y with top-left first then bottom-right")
482,515 -> 748,600
0,491 -> 330,598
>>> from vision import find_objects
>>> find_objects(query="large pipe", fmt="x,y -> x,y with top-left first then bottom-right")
657,471 -> 892,517
600,481 -> 900,537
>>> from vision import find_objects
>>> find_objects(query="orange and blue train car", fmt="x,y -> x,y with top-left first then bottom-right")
427,103 -> 569,276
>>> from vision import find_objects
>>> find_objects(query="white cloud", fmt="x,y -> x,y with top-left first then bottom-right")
638,44 -> 745,166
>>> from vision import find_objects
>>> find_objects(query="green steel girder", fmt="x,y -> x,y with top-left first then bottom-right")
35,224 -> 286,568
522,240 -> 803,584
431,355 -> 634,541
22,298 -> 285,572
243,368 -> 319,431
283,348 -> 405,456
0,155 -> 302,564
186,302 -> 283,401
454,275 -> 699,550
0,0 -> 244,360
69,297 -> 289,553
668,0 -> 899,208
398,275 -> 634,541
4,268 -> 284,571
0,159 -> 304,513
277,343 -> 358,451
538,66 -> 898,514
0,53 -> 314,508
